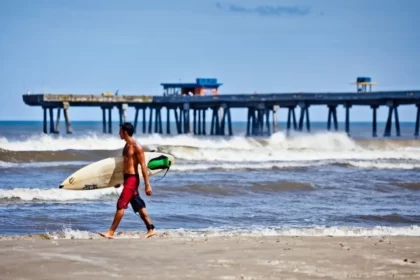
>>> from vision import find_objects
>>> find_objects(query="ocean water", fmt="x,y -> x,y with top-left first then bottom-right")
0,121 -> 419,239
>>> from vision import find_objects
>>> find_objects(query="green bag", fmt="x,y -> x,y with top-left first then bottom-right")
147,155 -> 171,170
147,155 -> 171,180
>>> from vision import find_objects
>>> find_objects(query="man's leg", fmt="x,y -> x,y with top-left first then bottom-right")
139,207 -> 156,238
100,185 -> 131,239
130,194 -> 156,238
99,208 -> 125,239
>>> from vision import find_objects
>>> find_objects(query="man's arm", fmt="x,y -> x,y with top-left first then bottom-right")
135,145 -> 152,196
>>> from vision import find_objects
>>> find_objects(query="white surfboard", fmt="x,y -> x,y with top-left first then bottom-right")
59,152 -> 175,190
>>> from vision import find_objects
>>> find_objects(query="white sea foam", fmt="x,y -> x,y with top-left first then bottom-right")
0,134 -> 124,151
1,132 -> 420,163
15,225 -> 420,240
2,160 -> 418,171
347,161 -> 420,170
0,161 -> 90,169
170,161 -> 325,171
0,187 -> 120,201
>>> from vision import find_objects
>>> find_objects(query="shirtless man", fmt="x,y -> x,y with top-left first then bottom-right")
99,122 -> 156,239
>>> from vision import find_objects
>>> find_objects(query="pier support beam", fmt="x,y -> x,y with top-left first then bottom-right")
327,105 -> 338,131
193,109 -> 207,136
202,109 -> 207,135
55,108 -> 61,133
166,108 -> 171,134
102,107 -> 106,133
272,105 -> 279,133
287,106 -> 297,132
415,104 -> 420,138
133,107 -> 140,133
193,109 -> 197,135
118,103 -> 128,125
43,107 -> 47,134
265,108 -> 271,136
383,102 -> 401,137
154,107 -> 163,134
218,104 -> 233,136
246,107 -> 253,136
174,108 -> 181,134
371,105 -> 378,137
182,103 -> 190,134
101,107 -> 113,134
197,109 -> 201,135
48,108 -> 59,134
344,104 -> 351,136
134,107 -> 148,134
49,108 -> 54,133
227,107 -> 233,136
246,105 -> 270,136
142,108 -> 146,134
63,102 -> 72,134
298,103 -> 310,132
148,107 -> 153,134
42,107 -> 60,134
210,107 -> 220,135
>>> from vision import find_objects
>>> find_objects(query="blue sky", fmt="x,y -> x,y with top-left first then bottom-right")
1,0 -> 419,123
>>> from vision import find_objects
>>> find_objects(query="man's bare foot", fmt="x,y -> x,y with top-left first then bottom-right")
144,229 -> 156,238
98,231 -> 114,239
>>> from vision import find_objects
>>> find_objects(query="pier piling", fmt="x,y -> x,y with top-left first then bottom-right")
298,103 -> 310,132
415,104 -> 420,138
286,107 -> 297,131
344,104 -> 351,135
210,107 -> 219,135
327,105 -> 338,131
383,102 -> 401,137
272,105 -> 279,133
174,108 -> 181,134
133,108 -> 139,133
108,107 -> 112,134
148,107 -> 153,134
63,102 -> 72,134
100,107 -> 113,134
55,108 -> 61,133
102,107 -> 106,133
371,105 -> 378,137
43,107 -> 47,134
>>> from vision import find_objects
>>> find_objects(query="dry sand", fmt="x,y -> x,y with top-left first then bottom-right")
0,235 -> 419,279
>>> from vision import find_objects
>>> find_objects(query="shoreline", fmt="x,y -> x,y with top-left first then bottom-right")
0,235 -> 419,279
1,224 -> 420,241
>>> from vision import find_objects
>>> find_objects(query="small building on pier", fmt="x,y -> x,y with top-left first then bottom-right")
161,78 -> 222,96
352,77 -> 377,93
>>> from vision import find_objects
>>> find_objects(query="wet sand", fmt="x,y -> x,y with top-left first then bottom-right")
0,235 -> 419,279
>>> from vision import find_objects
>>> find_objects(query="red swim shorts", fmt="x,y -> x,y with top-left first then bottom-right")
116,174 -> 145,212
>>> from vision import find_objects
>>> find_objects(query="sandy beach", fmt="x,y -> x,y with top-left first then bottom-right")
0,234 -> 419,280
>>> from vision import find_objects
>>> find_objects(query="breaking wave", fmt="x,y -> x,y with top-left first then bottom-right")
0,187 -> 120,202
1,132 -> 420,169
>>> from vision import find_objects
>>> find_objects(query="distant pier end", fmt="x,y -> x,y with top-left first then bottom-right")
22,77 -> 420,138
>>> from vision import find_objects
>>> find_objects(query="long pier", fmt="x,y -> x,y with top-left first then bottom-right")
22,90 -> 420,137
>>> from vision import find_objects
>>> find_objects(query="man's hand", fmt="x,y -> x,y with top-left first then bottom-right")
145,183 -> 152,196
114,184 -> 121,188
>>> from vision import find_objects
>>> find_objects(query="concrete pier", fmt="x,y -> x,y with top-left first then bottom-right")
23,89 -> 420,138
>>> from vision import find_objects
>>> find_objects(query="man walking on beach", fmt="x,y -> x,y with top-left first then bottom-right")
99,122 -> 156,239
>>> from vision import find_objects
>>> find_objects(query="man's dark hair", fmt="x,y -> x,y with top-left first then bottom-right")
120,122 -> 134,136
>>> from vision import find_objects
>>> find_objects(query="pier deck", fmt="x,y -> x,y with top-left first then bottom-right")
22,91 -> 420,137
